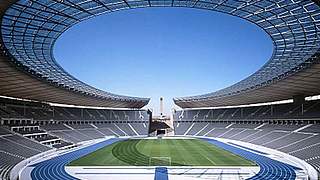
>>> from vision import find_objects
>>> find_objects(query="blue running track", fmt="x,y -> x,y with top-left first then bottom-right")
29,137 -> 301,180
203,138 -> 301,180
30,138 -> 122,180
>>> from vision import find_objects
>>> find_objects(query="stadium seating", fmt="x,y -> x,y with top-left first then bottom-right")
130,123 -> 148,135
0,127 -> 11,135
171,100 -> 320,172
0,133 -> 51,180
174,119 -> 320,172
2,96 -> 320,177
0,97 -> 150,179
174,100 -> 320,120
0,151 -> 24,180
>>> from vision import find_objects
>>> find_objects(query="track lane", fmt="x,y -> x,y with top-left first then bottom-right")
30,138 -> 122,180
29,137 -> 301,180
202,138 -> 300,180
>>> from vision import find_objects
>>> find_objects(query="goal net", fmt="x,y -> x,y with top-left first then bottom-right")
149,157 -> 171,166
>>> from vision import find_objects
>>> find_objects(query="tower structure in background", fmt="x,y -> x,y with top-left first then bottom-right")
160,97 -> 164,118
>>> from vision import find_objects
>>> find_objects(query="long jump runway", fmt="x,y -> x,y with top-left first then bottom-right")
26,137 -> 301,180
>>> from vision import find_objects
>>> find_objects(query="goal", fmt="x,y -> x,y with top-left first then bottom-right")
149,157 -> 171,166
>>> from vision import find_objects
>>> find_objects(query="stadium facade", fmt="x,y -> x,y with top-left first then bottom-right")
0,0 -> 320,180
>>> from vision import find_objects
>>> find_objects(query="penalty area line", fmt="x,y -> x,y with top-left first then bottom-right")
203,155 -> 216,165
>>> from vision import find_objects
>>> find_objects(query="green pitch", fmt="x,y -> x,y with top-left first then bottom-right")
69,138 -> 255,166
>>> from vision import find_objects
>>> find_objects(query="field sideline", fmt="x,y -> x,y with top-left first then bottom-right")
69,138 -> 256,166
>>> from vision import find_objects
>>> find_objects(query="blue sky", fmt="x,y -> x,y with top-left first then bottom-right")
54,8 -> 273,115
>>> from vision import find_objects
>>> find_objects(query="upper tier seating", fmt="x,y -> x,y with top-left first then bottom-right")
174,99 -> 320,120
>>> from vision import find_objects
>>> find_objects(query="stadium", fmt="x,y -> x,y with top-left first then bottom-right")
0,0 -> 320,180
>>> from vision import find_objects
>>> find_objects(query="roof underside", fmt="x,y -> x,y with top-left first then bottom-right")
0,0 -> 149,108
1,0 -> 320,108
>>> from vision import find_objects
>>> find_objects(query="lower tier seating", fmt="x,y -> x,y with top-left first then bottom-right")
0,134 -> 50,180
174,121 -> 320,172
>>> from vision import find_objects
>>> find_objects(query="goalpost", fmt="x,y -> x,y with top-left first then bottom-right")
149,157 -> 171,166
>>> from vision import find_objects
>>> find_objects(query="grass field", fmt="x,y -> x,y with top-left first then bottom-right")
69,138 -> 256,166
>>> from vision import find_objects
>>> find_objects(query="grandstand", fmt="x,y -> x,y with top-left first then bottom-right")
0,0 -> 320,180
0,97 -> 149,179
173,99 -> 320,172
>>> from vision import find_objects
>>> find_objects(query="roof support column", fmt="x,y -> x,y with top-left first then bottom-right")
293,95 -> 305,105
293,95 -> 305,116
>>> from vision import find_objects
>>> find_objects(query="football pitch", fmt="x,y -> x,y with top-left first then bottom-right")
69,138 -> 256,166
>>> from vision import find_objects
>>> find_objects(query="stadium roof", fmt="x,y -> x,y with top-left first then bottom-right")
0,0 -> 320,109
0,0 -> 149,108
174,0 -> 320,108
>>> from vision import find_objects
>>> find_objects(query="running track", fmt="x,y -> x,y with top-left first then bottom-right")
30,138 -> 122,180
29,137 -> 301,180
203,138 -> 301,180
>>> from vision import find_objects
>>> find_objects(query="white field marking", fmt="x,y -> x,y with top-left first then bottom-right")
149,157 -> 171,166
184,123 -> 195,136
217,137 -> 318,180
142,136 -> 195,140
203,155 -> 216,165
128,123 -> 139,136
194,123 -> 209,136
65,166 -> 260,180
